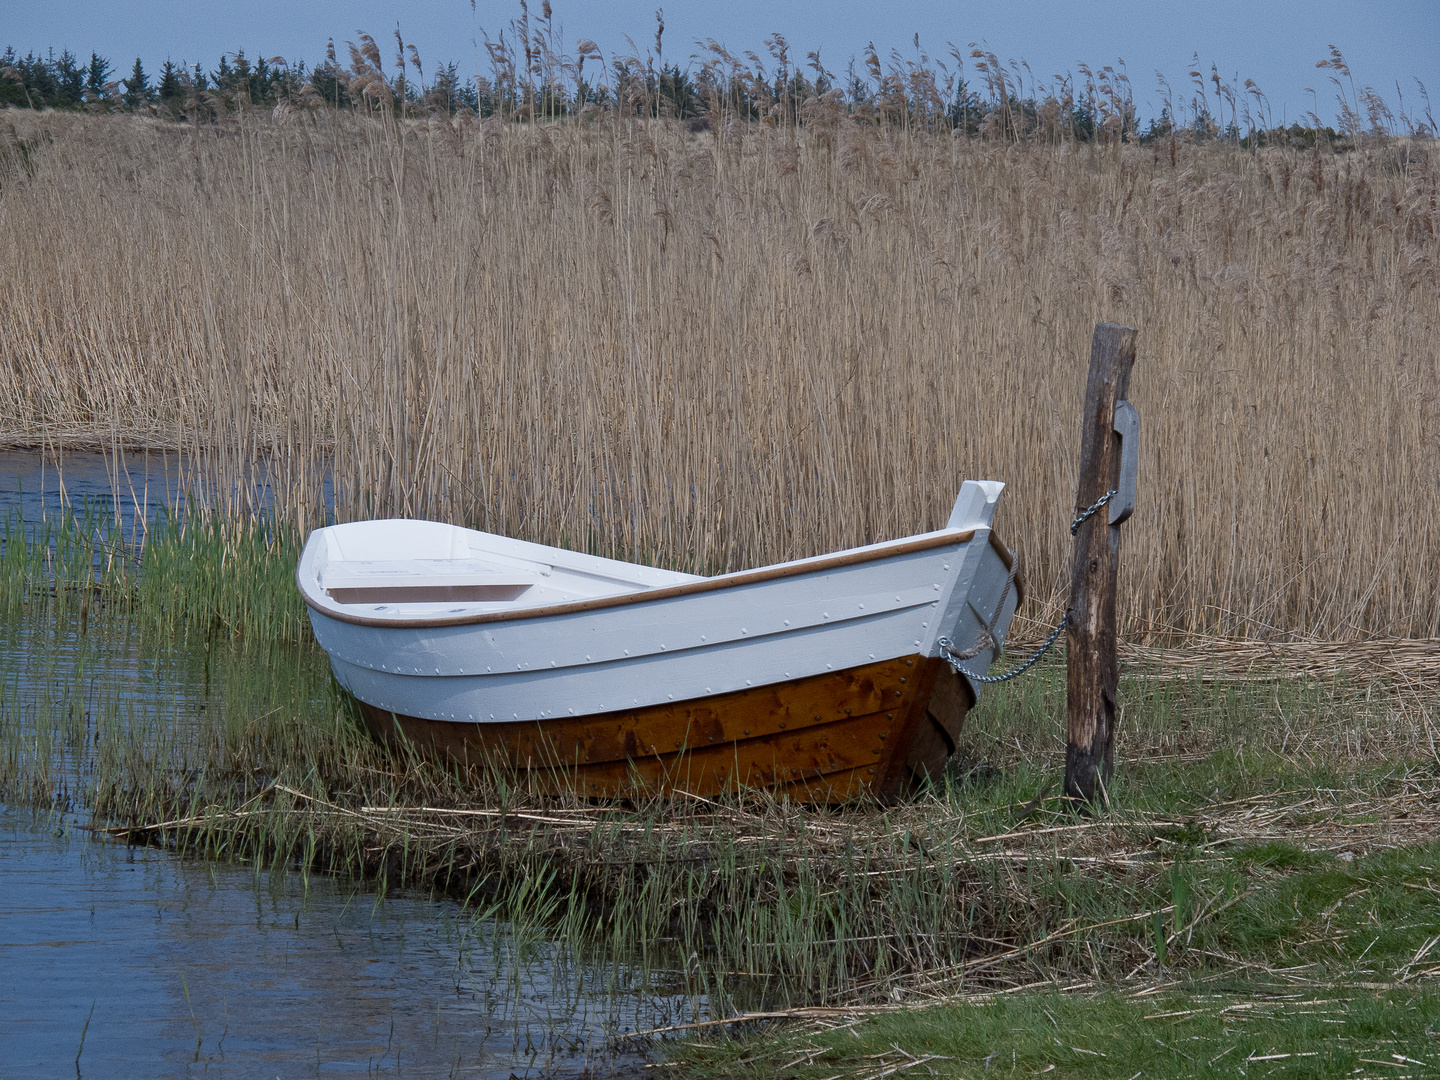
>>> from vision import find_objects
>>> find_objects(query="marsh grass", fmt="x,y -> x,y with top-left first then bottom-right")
1,109 -> 1437,638
662,663 -> 1440,1074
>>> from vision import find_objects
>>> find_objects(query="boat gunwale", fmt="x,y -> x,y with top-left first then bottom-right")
300,526 -> 1016,630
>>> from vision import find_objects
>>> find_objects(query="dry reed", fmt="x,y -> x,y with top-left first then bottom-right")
1,109 -> 1436,638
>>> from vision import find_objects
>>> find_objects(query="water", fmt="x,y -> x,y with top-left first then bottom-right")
0,448 -> 186,539
0,453 -> 682,1077
1,805 -> 670,1078
0,447 -> 334,537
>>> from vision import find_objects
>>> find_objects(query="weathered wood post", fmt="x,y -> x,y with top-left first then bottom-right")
1065,323 -> 1138,805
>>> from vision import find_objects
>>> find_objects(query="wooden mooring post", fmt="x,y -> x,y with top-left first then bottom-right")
1065,323 -> 1138,806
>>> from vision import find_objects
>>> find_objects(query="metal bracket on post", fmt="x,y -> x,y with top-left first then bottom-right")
1108,400 -> 1139,526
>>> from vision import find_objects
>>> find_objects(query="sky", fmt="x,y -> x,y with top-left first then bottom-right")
4,0 -> 1437,128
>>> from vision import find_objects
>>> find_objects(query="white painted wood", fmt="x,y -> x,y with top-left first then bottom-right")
299,485 -> 1018,724
947,480 -> 1005,530
305,518 -> 704,617
321,560 -> 539,591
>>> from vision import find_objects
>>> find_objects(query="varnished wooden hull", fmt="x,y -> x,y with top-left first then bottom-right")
356,654 -> 974,804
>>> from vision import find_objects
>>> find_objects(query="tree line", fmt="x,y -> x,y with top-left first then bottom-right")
2,15 -> 1432,148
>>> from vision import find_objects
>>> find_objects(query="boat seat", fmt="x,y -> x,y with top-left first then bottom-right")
322,559 -> 537,605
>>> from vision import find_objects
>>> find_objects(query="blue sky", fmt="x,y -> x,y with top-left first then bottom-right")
5,0 -> 1437,127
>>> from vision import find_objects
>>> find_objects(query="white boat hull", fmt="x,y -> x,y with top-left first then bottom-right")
298,481 -> 1021,801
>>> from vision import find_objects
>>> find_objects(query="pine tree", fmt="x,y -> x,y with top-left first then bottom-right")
157,61 -> 182,101
154,59 -> 184,119
210,54 -> 233,98
251,54 -> 270,104
86,53 -> 111,101
55,50 -> 84,106
232,50 -> 252,104
430,61 -> 460,113
310,40 -> 348,109
122,57 -> 152,110
26,50 -> 60,106
0,47 -> 25,108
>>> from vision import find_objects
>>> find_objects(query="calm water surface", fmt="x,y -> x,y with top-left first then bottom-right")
0,453 -> 683,1078
0,448 -> 186,537
1,804 -> 669,1078
0,447 -> 327,534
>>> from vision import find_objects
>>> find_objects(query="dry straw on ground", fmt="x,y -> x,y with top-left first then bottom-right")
1,109 -> 1436,638
85,694 -> 1440,1007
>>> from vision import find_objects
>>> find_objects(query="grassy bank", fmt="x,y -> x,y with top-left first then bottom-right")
675,984 -> 1440,1079
2,110 -> 1438,638
664,680 -> 1440,1075
2,513 -> 1437,1036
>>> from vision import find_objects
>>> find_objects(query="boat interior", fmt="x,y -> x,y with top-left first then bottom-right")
299,484 -> 1004,624
302,519 -> 705,620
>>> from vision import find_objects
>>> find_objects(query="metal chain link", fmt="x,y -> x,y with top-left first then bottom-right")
933,489 -> 1112,687
938,610 -> 1067,685
1070,489 -> 1117,535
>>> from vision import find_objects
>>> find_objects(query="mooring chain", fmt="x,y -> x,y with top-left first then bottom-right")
1069,489 -> 1117,535
937,562 -> 1016,663
935,488 -> 1118,685
938,610 -> 1067,685
938,556 -> 1063,685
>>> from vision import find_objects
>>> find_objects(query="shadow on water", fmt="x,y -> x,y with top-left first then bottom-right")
0,452 -> 679,1077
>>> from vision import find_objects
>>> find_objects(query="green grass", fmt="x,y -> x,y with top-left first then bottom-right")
655,669 -> 1440,1076
668,835 -> 1440,1077
675,986 -> 1440,1079
0,503 -> 311,642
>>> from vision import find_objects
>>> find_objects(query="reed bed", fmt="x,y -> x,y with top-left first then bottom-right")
0,108 -> 1435,639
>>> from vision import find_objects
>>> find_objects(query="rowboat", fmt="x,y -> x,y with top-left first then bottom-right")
297,480 -> 1021,803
